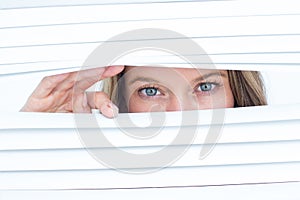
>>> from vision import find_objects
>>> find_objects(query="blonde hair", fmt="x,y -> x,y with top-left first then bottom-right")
102,69 -> 267,112
227,70 -> 267,107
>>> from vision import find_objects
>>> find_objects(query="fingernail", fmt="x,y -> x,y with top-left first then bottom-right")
101,101 -> 119,118
109,102 -> 119,117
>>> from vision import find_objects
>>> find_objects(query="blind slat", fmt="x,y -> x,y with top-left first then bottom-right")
0,141 -> 299,172
2,16 -> 300,47
1,162 -> 300,190
1,104 -> 300,129
1,0 -> 300,193
1,120 -> 299,150
2,182 -> 300,199
1,35 -> 300,74
1,0 -> 298,27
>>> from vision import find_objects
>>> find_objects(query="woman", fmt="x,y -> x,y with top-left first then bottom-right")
21,65 -> 267,118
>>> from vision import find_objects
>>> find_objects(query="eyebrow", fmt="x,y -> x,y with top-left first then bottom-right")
192,72 -> 227,84
129,72 -> 227,85
129,77 -> 161,85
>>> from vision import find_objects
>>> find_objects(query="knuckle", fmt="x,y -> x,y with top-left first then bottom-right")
94,92 -> 110,108
42,76 -> 55,86
95,92 -> 109,102
94,92 -> 107,99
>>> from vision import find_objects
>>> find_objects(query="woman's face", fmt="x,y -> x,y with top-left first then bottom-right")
122,66 -> 234,112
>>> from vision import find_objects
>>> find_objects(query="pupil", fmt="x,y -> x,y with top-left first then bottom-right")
201,83 -> 211,91
146,88 -> 157,96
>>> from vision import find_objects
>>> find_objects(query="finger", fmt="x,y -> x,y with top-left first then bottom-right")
74,65 -> 124,93
52,68 -> 106,93
77,65 -> 124,82
31,73 -> 70,98
55,65 -> 124,94
101,65 -> 125,79
100,101 -> 119,118
72,92 -> 91,113
86,92 -> 119,118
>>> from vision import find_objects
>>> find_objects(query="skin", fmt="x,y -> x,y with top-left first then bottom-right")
21,66 -> 124,118
123,66 -> 234,112
21,66 -> 234,117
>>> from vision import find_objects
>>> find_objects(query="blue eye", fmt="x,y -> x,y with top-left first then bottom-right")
140,87 -> 161,96
199,83 -> 214,92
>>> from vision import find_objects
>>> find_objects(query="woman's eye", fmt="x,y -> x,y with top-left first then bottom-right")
140,87 -> 161,96
198,83 -> 215,92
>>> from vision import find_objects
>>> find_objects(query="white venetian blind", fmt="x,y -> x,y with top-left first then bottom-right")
0,0 -> 300,199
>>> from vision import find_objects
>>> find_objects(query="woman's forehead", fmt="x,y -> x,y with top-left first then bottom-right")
124,66 -> 227,78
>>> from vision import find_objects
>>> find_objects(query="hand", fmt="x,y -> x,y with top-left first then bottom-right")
20,66 -> 124,118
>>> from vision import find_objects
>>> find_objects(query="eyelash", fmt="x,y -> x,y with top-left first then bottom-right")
137,80 -> 222,98
138,84 -> 163,98
195,81 -> 222,95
